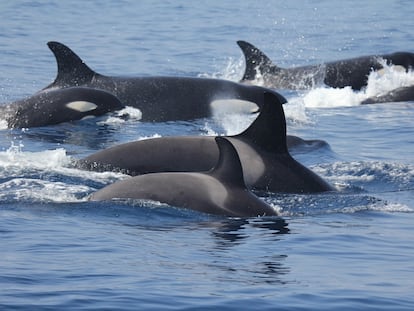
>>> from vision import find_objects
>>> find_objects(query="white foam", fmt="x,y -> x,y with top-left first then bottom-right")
0,143 -> 126,203
365,61 -> 414,97
0,119 -> 8,130
303,86 -> 363,108
294,61 -> 414,109
0,143 -> 70,171
116,106 -> 143,119
99,116 -> 127,125
0,178 -> 93,203
0,144 -> 121,178
97,106 -> 142,125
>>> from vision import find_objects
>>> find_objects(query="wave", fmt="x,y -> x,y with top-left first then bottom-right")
0,144 -> 125,204
315,161 -> 414,193
0,137 -> 411,215
264,192 -> 412,217
265,160 -> 414,216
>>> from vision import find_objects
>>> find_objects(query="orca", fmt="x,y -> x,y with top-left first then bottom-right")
80,92 -> 333,194
44,41 -> 286,122
361,85 -> 414,104
0,87 -> 124,128
90,137 -> 279,217
237,40 -> 414,90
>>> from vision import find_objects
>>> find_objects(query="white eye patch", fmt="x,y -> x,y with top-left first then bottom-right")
66,101 -> 98,112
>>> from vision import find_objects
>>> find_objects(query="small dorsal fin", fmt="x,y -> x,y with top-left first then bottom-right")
234,92 -> 287,154
45,41 -> 97,88
237,40 -> 277,81
211,137 -> 246,188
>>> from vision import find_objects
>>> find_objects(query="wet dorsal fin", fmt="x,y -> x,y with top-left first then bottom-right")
45,41 -> 98,88
234,92 -> 287,154
210,137 -> 246,189
237,40 -> 278,81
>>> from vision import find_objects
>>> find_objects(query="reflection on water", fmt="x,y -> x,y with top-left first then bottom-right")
210,217 -> 289,245
203,217 -> 291,285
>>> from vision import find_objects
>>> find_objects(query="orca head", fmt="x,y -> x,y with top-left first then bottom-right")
6,87 -> 124,128
62,87 -> 124,116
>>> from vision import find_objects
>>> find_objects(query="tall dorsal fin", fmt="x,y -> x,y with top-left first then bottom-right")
210,137 -> 246,189
45,41 -> 98,88
237,40 -> 278,81
234,92 -> 287,154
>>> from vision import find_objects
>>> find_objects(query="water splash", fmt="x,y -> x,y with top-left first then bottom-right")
199,56 -> 245,82
301,61 -> 414,108
0,178 -> 93,203
303,86 -> 363,107
0,119 -> 8,130
97,106 -> 143,125
0,143 -> 69,172
365,59 -> 414,97
0,144 -> 125,203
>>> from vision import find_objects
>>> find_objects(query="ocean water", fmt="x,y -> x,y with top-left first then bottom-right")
0,1 -> 413,310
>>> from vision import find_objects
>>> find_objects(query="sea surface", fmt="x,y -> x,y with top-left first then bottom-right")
1,1 -> 413,310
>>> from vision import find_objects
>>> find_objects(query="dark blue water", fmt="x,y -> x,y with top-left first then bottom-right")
1,1 -> 413,310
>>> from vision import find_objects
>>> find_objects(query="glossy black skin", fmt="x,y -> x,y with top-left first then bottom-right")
90,137 -> 279,217
0,87 -> 123,128
44,41 -> 286,122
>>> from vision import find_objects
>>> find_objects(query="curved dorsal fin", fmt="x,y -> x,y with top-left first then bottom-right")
211,137 -> 246,189
45,41 -> 98,88
234,92 -> 287,154
237,40 -> 277,81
